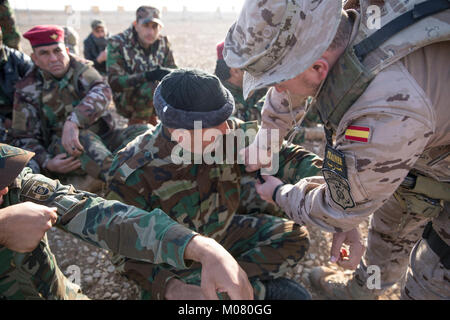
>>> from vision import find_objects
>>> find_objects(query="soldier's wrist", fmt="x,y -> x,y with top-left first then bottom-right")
66,112 -> 80,127
272,183 -> 286,204
0,211 -> 8,246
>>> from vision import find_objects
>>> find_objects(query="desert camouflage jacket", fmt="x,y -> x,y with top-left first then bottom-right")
223,81 -> 266,123
107,26 -> 176,120
0,167 -> 197,299
263,14 -> 449,239
10,54 -> 113,167
106,119 -> 322,241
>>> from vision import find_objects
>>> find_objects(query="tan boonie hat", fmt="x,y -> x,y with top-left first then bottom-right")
136,6 -> 164,27
0,144 -> 34,189
91,19 -> 106,30
224,0 -> 343,98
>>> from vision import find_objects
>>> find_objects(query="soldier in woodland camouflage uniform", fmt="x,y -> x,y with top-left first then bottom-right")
106,69 -> 323,300
0,27 -> 33,144
10,25 -> 149,186
0,0 -> 20,50
0,143 -> 253,300
224,0 -> 449,300
107,6 -> 176,126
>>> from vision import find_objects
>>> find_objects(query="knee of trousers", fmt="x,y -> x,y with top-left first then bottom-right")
278,221 -> 310,264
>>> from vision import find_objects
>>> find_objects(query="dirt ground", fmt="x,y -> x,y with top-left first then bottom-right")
16,10 -> 401,300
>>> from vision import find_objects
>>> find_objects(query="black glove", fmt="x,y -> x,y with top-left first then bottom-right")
145,67 -> 173,82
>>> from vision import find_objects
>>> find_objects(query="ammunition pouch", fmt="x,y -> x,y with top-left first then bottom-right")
395,173 -> 450,219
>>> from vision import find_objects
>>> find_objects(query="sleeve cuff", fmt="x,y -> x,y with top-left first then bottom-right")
161,223 -> 198,269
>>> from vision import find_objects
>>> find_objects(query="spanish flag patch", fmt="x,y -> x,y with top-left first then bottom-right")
344,126 -> 371,143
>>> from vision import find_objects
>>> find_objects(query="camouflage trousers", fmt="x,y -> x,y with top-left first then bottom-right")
353,193 -> 449,299
0,234 -> 88,300
401,207 -> 450,300
47,124 -> 151,183
114,214 -> 310,300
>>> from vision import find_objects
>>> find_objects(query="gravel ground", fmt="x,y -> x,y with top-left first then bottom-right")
47,139 -> 400,300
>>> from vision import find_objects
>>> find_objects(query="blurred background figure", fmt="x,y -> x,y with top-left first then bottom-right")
0,0 -> 21,50
63,25 -> 80,55
84,19 -> 109,75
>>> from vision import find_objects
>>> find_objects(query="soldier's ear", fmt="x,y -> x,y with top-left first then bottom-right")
312,58 -> 329,81
66,47 -> 70,55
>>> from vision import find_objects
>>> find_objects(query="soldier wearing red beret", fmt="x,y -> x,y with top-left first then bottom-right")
10,25 -> 147,191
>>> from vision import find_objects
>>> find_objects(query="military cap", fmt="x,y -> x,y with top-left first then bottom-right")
23,25 -> 65,48
91,19 -> 106,30
224,0 -> 342,98
0,144 -> 34,189
136,6 -> 164,27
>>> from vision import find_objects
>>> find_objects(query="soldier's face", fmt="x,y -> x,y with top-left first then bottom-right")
32,43 -> 71,78
92,26 -> 106,39
0,187 -> 8,206
134,21 -> 161,47
273,59 -> 329,97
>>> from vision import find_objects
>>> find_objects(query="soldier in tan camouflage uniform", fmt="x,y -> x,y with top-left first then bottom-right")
10,25 -> 149,188
0,143 -> 253,300
224,0 -> 449,300
0,0 -> 20,50
107,6 -> 176,126
106,69 -> 323,300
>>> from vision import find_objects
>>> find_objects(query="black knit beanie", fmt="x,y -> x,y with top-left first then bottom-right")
154,69 -> 235,129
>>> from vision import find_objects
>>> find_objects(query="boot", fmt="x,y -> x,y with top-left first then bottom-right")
309,266 -> 378,300
263,277 -> 312,300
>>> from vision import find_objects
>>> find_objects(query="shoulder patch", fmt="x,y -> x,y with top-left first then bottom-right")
20,176 -> 57,202
323,169 -> 355,210
344,125 -> 371,143
322,144 -> 354,210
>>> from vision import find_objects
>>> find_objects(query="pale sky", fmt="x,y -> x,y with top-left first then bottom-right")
10,0 -> 246,12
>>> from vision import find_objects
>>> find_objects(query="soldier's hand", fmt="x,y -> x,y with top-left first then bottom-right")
255,175 -> 284,204
96,50 -> 107,64
239,142 -> 273,173
62,120 -> 84,157
330,228 -> 365,270
45,153 -> 81,174
184,235 -> 253,300
0,202 -> 58,253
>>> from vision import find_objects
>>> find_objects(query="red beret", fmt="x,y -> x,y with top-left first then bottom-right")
216,41 -> 225,60
23,25 -> 65,48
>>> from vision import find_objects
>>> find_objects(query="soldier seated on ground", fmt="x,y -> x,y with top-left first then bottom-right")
107,6 -> 177,126
0,143 -> 253,300
10,25 -> 149,192
83,19 -> 109,76
0,26 -> 33,144
106,69 -> 323,300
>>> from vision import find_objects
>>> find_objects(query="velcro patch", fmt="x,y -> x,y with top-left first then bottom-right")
323,170 -> 355,210
20,178 -> 56,202
323,144 -> 347,179
322,144 -> 354,209
345,126 -> 371,143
